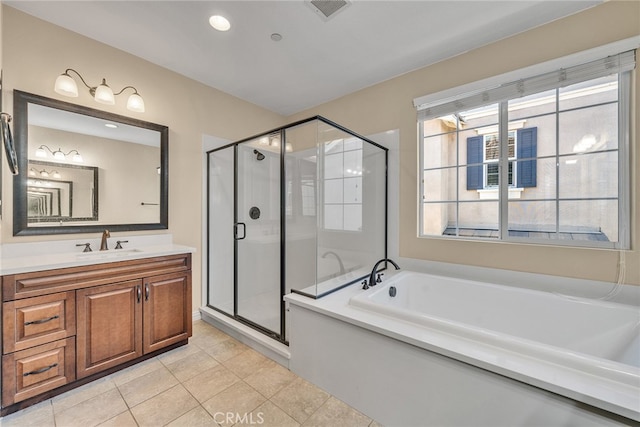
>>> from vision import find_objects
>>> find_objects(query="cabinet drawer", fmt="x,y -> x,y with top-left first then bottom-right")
2,337 -> 76,406
3,292 -> 76,354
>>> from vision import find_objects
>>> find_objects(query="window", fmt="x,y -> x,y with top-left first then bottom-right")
322,137 -> 363,231
417,50 -> 634,248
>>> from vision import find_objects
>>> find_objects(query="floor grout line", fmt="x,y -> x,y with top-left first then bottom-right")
2,321 -> 381,427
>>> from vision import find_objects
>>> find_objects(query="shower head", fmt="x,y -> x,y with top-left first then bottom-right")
253,149 -> 265,161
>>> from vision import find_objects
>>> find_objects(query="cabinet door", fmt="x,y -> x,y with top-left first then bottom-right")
76,280 -> 143,379
143,272 -> 192,354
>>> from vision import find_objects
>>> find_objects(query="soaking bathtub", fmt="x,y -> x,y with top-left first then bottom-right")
286,270 -> 640,425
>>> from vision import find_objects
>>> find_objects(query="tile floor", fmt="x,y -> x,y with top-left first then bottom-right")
0,320 -> 382,427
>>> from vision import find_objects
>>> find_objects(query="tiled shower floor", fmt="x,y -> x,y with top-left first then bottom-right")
0,320 -> 382,427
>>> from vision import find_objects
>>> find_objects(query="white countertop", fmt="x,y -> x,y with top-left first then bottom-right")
0,235 -> 195,275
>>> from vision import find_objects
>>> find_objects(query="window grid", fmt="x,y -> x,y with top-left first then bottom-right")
419,73 -> 628,249
323,142 -> 363,232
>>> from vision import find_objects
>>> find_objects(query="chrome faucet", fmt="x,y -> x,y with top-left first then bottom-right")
100,230 -> 110,251
363,258 -> 400,289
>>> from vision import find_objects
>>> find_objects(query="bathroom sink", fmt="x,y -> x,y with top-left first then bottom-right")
76,248 -> 144,259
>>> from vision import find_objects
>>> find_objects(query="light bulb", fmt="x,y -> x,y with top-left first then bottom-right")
127,93 -> 145,112
72,152 -> 83,163
54,73 -> 79,97
35,147 -> 47,158
53,150 -> 65,160
94,79 -> 115,105
209,15 -> 231,31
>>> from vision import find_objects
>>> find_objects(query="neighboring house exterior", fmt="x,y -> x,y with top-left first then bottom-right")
421,74 -> 619,242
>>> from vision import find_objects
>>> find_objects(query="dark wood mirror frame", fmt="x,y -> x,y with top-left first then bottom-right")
13,90 -> 169,236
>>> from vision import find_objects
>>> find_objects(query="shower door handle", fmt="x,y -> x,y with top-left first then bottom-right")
235,222 -> 246,240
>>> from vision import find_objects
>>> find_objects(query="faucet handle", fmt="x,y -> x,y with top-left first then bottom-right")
115,240 -> 129,250
361,280 -> 369,290
76,243 -> 92,253
376,273 -> 384,283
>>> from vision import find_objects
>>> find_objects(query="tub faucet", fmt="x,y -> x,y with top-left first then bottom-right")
100,230 -> 110,251
322,251 -> 346,275
364,258 -> 400,289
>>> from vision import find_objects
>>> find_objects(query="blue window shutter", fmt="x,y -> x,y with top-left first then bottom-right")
517,127 -> 537,188
466,136 -> 483,190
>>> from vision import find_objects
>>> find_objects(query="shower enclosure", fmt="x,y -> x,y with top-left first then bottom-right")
207,117 -> 387,342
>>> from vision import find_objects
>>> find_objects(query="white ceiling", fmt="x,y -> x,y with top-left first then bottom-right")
6,1 -> 602,116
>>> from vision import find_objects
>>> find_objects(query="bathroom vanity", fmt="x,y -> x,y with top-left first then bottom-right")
0,246 -> 192,415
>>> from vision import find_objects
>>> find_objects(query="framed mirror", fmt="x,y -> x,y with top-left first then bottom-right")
13,90 -> 168,235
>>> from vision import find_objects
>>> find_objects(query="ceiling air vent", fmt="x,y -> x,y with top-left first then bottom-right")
306,0 -> 351,21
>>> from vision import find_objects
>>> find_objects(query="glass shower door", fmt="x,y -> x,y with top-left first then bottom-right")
235,140 -> 282,336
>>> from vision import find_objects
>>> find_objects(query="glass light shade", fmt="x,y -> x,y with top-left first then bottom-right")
126,93 -> 145,112
72,152 -> 83,163
53,150 -> 65,161
94,80 -> 115,105
285,143 -> 293,153
40,170 -> 49,177
28,169 -> 36,176
52,171 -> 61,179
54,73 -> 79,97
35,147 -> 47,158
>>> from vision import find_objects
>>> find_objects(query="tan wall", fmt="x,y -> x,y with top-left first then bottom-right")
2,1 -> 639,320
0,7 -> 285,312
289,1 -> 640,285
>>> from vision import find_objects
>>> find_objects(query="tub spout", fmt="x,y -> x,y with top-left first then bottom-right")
322,251 -> 346,275
366,258 -> 400,288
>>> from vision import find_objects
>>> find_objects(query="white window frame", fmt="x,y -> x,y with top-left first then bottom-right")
416,49 -> 634,250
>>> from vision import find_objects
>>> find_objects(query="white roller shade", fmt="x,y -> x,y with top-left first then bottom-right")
416,49 -> 636,121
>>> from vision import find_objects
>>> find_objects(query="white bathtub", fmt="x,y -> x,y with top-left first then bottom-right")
286,269 -> 640,425
349,271 -> 640,421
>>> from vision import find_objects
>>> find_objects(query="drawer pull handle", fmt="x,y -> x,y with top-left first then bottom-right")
24,315 -> 59,326
137,285 -> 141,303
23,363 -> 58,377
145,283 -> 150,301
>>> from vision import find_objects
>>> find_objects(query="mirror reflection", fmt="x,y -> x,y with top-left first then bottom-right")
27,160 -> 98,222
13,90 -> 168,236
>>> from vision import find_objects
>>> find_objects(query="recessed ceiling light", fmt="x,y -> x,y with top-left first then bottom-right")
271,33 -> 283,42
209,15 -> 231,32
105,123 -> 118,128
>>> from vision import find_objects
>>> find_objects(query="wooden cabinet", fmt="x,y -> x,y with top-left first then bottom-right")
3,291 -> 76,354
1,253 -> 192,413
2,337 -> 75,407
76,280 -> 143,379
143,272 -> 192,354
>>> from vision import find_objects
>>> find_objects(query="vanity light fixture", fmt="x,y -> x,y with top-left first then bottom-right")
54,68 -> 145,113
29,167 -> 61,179
35,145 -> 83,163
